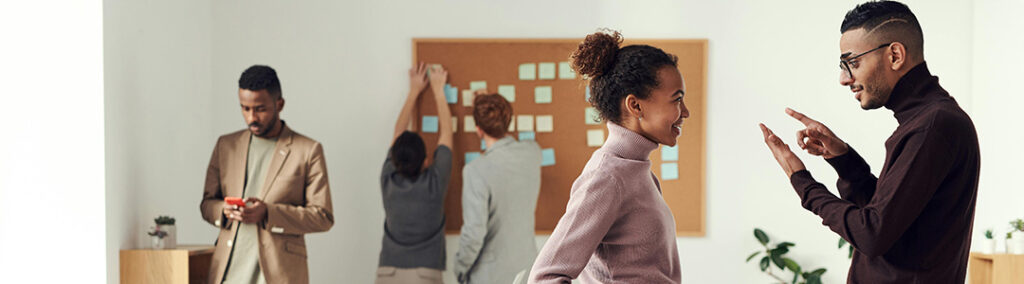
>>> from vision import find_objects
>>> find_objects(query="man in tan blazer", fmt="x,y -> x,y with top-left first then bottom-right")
200,65 -> 333,284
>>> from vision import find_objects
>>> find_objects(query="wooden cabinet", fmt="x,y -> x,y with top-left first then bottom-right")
969,253 -> 1024,284
120,245 -> 214,284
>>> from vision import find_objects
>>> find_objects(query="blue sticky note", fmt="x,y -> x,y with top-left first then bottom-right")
585,87 -> 591,102
661,145 -> 678,161
465,152 -> 481,164
518,131 -> 535,141
661,163 -> 679,180
422,116 -> 439,133
481,139 -> 487,150
444,84 -> 458,104
541,148 -> 555,166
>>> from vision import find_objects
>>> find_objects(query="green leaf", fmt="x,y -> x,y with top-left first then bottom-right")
770,250 -> 786,270
755,228 -> 769,246
806,276 -> 821,284
759,256 -> 770,271
838,237 -> 847,248
810,268 -> 827,277
777,242 -> 795,249
848,245 -> 854,259
746,251 -> 761,263
783,257 -> 801,273
774,246 -> 790,255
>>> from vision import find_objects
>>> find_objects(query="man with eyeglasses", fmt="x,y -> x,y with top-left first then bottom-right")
759,1 -> 980,283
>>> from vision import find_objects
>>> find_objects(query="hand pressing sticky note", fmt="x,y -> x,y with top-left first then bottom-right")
559,61 -> 576,79
498,85 -> 516,102
445,84 -> 458,104
586,129 -> 604,147
534,86 -> 552,104
585,107 -> 601,125
661,163 -> 679,180
538,62 -> 556,80
517,115 -> 534,132
464,116 -> 476,132
661,145 -> 678,161
541,148 -> 556,166
422,116 -> 439,133
462,90 -> 475,107
536,115 -> 553,133
519,63 -> 536,80
518,131 -> 535,141
465,152 -> 481,164
470,81 -> 487,91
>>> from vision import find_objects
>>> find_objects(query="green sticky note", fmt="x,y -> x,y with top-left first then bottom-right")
519,63 -> 536,80
470,81 -> 487,91
498,85 -> 515,102
541,148 -> 556,166
518,131 -> 535,141
662,145 -> 678,161
422,116 -> 439,133
584,107 -> 600,125
559,61 -> 575,79
661,163 -> 679,180
538,62 -> 556,79
534,86 -> 552,104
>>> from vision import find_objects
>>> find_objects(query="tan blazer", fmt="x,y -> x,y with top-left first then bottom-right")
200,124 -> 333,284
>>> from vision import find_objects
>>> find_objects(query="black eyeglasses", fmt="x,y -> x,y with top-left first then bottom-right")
839,43 -> 892,79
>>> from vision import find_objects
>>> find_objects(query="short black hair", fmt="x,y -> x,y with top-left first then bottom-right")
390,131 -> 426,179
238,65 -> 282,99
841,1 -> 924,59
571,30 -> 678,124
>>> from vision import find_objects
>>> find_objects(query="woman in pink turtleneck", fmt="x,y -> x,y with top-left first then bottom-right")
529,30 -> 690,284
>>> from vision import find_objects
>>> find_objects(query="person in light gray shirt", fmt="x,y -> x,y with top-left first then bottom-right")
454,93 -> 542,284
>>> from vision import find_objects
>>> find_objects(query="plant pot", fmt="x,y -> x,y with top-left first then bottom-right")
1011,233 -> 1024,255
151,236 -> 165,250
158,224 -> 177,249
980,239 -> 995,254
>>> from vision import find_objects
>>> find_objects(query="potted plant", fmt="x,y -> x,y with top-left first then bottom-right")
746,228 -> 827,284
154,215 -> 176,249
147,226 -> 168,249
1010,219 -> 1024,254
980,229 -> 995,254
1006,232 -> 1015,254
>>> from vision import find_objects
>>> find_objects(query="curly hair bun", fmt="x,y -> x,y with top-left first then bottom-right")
570,29 -> 622,78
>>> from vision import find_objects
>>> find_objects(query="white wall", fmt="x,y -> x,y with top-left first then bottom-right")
0,0 -> 106,283
102,1 -> 998,283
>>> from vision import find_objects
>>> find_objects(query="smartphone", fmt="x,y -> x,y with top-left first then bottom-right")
225,197 -> 246,208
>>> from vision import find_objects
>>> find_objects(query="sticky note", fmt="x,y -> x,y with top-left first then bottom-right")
536,115 -> 553,133
444,84 -> 458,104
534,86 -> 552,104
464,116 -> 476,132
517,115 -> 534,132
585,87 -> 591,102
585,107 -> 601,125
541,148 -> 556,166
559,61 -> 576,79
481,139 -> 487,150
465,152 -> 481,164
422,116 -> 439,133
427,64 -> 442,76
586,129 -> 604,147
508,118 -> 515,132
470,81 -> 487,91
661,163 -> 679,180
452,117 -> 458,131
498,85 -> 516,102
518,131 -> 535,141
519,63 -> 536,80
538,62 -> 556,79
462,90 -> 475,107
661,145 -> 678,161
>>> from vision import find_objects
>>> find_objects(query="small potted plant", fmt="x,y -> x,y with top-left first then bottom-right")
980,229 -> 995,254
148,226 -> 168,249
1006,232 -> 1015,254
154,215 -> 176,249
1010,219 -> 1024,254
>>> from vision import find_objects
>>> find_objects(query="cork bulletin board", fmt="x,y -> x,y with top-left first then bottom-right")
412,38 -> 706,236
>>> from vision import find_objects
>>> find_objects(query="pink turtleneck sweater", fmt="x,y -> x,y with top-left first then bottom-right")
529,122 -> 681,283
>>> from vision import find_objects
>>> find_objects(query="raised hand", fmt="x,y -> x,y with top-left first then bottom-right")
428,65 -> 448,97
787,108 -> 849,159
760,123 -> 807,177
409,62 -> 429,96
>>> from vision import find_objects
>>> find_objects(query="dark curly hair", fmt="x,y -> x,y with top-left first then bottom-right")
390,131 -> 426,179
571,29 -> 678,124
473,94 -> 513,138
238,65 -> 283,99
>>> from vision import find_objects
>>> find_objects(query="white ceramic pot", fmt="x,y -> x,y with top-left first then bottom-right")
980,239 -> 996,254
158,224 -> 177,249
151,236 -> 165,250
1011,232 -> 1024,254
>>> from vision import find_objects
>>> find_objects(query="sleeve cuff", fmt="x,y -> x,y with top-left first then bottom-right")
789,170 -> 818,195
824,147 -> 871,180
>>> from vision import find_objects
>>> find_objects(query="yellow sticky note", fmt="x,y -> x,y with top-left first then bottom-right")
586,129 -> 604,147
536,115 -> 553,133
464,116 -> 476,132
517,115 -> 534,132
462,90 -> 475,107
534,86 -> 552,104
538,62 -> 556,79
585,107 -> 601,125
559,62 -> 576,79
470,81 -> 487,91
519,63 -> 536,80
498,85 -> 516,102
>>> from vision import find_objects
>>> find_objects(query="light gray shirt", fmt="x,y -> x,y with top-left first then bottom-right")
454,137 -> 542,284
222,134 -> 277,284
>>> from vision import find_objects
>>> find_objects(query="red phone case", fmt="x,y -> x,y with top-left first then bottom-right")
225,197 -> 246,208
